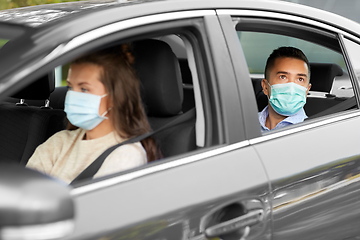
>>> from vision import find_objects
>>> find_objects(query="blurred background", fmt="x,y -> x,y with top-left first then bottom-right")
281,0 -> 360,24
0,0 -> 81,10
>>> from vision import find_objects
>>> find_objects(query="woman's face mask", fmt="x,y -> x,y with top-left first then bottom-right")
267,80 -> 308,116
64,90 -> 109,130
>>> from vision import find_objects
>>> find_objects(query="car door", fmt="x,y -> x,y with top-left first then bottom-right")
36,10 -> 272,240
219,9 -> 360,240
0,6 -> 272,240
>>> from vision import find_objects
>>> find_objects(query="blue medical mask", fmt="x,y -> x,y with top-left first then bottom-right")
267,81 -> 308,116
64,90 -> 109,130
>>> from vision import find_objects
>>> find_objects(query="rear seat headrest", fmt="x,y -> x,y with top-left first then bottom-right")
12,71 -> 55,100
310,63 -> 343,93
133,39 -> 183,117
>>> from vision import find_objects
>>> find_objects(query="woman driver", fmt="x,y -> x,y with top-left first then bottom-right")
27,44 -> 161,184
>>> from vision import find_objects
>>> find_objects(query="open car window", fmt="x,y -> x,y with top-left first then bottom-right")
238,31 -> 351,98
0,14 -> 223,186
233,16 -> 358,133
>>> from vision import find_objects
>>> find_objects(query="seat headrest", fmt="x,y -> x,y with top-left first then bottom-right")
12,71 -> 55,100
310,63 -> 343,93
133,39 -> 183,117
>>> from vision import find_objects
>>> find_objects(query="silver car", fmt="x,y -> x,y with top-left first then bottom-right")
1,0 -> 360,239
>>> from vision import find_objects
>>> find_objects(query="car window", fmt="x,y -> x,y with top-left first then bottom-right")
233,17 -> 358,133
239,31 -> 351,98
16,23 -> 217,185
239,32 -> 346,75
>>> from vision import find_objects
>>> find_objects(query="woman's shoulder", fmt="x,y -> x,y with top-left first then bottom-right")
113,142 -> 146,159
94,141 -> 147,178
106,141 -> 147,166
44,128 -> 84,146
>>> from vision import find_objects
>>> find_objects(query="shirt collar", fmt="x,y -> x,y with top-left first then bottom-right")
258,105 -> 307,131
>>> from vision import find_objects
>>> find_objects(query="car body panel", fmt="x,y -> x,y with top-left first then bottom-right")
218,6 -> 360,240
68,145 -> 270,239
253,114 -> 360,239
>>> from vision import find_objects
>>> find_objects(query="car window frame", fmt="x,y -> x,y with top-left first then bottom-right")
340,35 -> 360,96
70,23 -> 219,190
217,10 -> 360,141
4,10 -> 244,192
72,14 -> 246,192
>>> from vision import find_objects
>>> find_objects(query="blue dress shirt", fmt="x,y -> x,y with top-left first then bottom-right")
258,105 -> 307,132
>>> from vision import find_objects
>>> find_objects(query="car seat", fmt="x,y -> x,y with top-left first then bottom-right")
49,86 -> 67,109
133,39 -> 197,157
179,59 -> 195,112
0,72 -> 66,165
304,63 -> 344,117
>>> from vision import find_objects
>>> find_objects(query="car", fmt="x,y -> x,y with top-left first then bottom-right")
1,0 -> 360,239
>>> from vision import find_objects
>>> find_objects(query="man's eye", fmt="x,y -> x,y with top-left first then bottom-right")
279,75 -> 286,80
67,86 -> 73,91
81,88 -> 88,92
298,78 -> 304,82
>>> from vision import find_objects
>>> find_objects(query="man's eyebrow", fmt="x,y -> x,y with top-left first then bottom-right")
297,73 -> 308,77
276,71 -> 290,75
276,71 -> 308,77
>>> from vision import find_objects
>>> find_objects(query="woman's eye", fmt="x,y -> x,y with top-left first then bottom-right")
67,86 -> 73,91
81,88 -> 88,92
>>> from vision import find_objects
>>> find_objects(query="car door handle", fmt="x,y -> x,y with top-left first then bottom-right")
204,209 -> 264,238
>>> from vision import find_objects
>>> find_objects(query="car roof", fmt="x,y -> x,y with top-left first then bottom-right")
0,0 -> 359,35
0,0 -> 142,27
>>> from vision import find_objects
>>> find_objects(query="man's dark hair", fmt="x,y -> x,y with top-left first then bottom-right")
264,46 -> 310,80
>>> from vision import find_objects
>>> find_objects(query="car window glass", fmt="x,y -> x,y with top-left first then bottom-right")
236,27 -> 358,133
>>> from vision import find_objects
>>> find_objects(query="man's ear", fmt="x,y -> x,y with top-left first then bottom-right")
305,83 -> 312,98
261,79 -> 269,96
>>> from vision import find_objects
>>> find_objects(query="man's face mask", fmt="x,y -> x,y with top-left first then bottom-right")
64,90 -> 109,130
266,81 -> 308,116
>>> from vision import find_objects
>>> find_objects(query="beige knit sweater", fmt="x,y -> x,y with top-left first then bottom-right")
26,128 -> 147,184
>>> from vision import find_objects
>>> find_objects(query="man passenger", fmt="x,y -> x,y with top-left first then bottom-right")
259,46 -> 312,131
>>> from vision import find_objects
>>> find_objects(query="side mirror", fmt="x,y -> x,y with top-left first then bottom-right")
0,164 -> 75,240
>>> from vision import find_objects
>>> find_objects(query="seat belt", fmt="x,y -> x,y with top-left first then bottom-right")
70,108 -> 196,185
308,96 -> 357,119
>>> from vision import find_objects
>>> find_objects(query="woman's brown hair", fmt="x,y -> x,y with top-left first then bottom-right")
68,44 -> 162,162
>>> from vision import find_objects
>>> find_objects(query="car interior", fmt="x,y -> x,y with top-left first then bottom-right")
0,73 -> 65,165
0,36 -> 198,169
236,19 -> 358,122
0,28 -> 357,182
